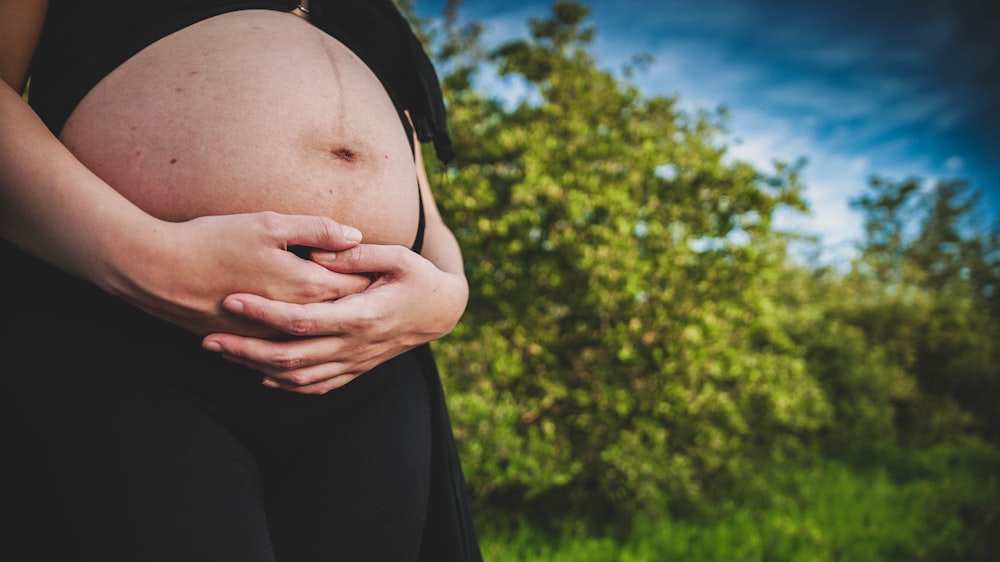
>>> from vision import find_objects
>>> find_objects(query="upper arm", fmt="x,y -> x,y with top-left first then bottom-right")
0,0 -> 48,93
405,111 -> 447,227
413,131 -> 446,226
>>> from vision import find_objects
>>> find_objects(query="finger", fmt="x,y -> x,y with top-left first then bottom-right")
214,351 -> 360,393
217,294 -> 372,336
261,353 -> 381,387
250,345 -> 386,388
311,243 -> 415,275
221,296 -> 316,336
261,373 -> 362,395
266,212 -> 363,251
202,330 -> 350,371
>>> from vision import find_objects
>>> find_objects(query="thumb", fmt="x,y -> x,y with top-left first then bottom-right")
279,215 -> 363,252
311,244 -> 411,274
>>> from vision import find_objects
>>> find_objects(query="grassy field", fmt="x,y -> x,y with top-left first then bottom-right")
476,446 -> 1000,562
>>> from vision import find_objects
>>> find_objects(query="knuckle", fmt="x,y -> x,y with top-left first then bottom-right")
319,217 -> 340,243
351,342 -> 374,358
350,274 -> 374,294
221,344 -> 246,359
297,280 -> 328,302
286,316 -> 316,336
342,314 -> 373,333
339,246 -> 366,268
395,245 -> 416,264
286,371 -> 313,386
302,385 -> 330,396
271,350 -> 304,371
256,211 -> 282,232
384,244 -> 413,270
358,304 -> 383,324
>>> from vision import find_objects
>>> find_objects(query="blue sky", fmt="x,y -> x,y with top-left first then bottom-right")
414,0 -> 1000,263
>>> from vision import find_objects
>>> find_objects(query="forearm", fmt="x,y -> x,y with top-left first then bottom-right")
421,213 -> 466,275
0,82 -> 163,294
420,221 -> 469,343
413,137 -> 469,324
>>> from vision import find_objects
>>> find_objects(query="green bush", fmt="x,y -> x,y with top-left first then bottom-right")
431,1 -> 829,520
475,447 -> 1000,562
409,0 -> 1000,527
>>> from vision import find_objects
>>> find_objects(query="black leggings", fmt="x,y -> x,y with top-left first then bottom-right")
2,303 -> 432,562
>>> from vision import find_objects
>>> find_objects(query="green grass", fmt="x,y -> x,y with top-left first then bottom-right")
476,446 -> 1000,562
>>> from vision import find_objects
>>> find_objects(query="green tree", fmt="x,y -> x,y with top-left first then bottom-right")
425,0 -> 831,523
845,177 -> 1000,444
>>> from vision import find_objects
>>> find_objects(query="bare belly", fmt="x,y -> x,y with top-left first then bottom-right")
60,9 -> 420,247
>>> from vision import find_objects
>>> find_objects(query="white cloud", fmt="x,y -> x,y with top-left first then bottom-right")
724,110 -> 868,262
945,156 -> 965,173
421,0 -> 997,263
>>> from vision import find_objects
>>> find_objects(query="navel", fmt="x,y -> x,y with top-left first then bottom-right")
331,147 -> 357,162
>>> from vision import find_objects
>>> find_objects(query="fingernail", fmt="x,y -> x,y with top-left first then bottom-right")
342,225 -> 363,243
203,340 -> 222,352
312,250 -> 337,264
261,377 -> 280,388
225,298 -> 245,313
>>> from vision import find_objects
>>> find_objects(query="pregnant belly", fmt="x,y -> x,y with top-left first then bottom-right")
59,9 -> 420,247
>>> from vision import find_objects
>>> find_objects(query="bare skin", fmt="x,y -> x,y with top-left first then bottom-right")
63,10 -> 420,244
0,2 -> 468,394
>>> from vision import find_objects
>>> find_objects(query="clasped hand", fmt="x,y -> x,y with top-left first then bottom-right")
123,211 -> 465,395
203,244 -> 467,394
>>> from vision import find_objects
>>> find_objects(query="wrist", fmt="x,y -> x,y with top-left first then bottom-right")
437,270 -> 469,337
96,213 -> 177,303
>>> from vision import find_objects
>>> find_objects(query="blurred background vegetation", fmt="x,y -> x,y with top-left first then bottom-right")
405,1 -> 1000,559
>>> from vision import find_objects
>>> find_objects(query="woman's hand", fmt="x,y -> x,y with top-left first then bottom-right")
200,243 -> 469,394
118,211 -> 373,338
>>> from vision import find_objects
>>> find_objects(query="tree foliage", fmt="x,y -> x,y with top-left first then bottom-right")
404,0 -> 1000,526
845,177 -> 1000,444
422,1 -> 823,520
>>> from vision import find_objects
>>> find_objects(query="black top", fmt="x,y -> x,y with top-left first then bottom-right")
29,0 -> 454,163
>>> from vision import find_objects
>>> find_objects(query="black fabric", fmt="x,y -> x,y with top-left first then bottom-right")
1,287 -> 433,561
0,241 -> 481,562
8,2 -> 479,560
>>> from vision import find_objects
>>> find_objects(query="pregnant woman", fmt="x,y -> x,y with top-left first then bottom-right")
0,1 -> 481,561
